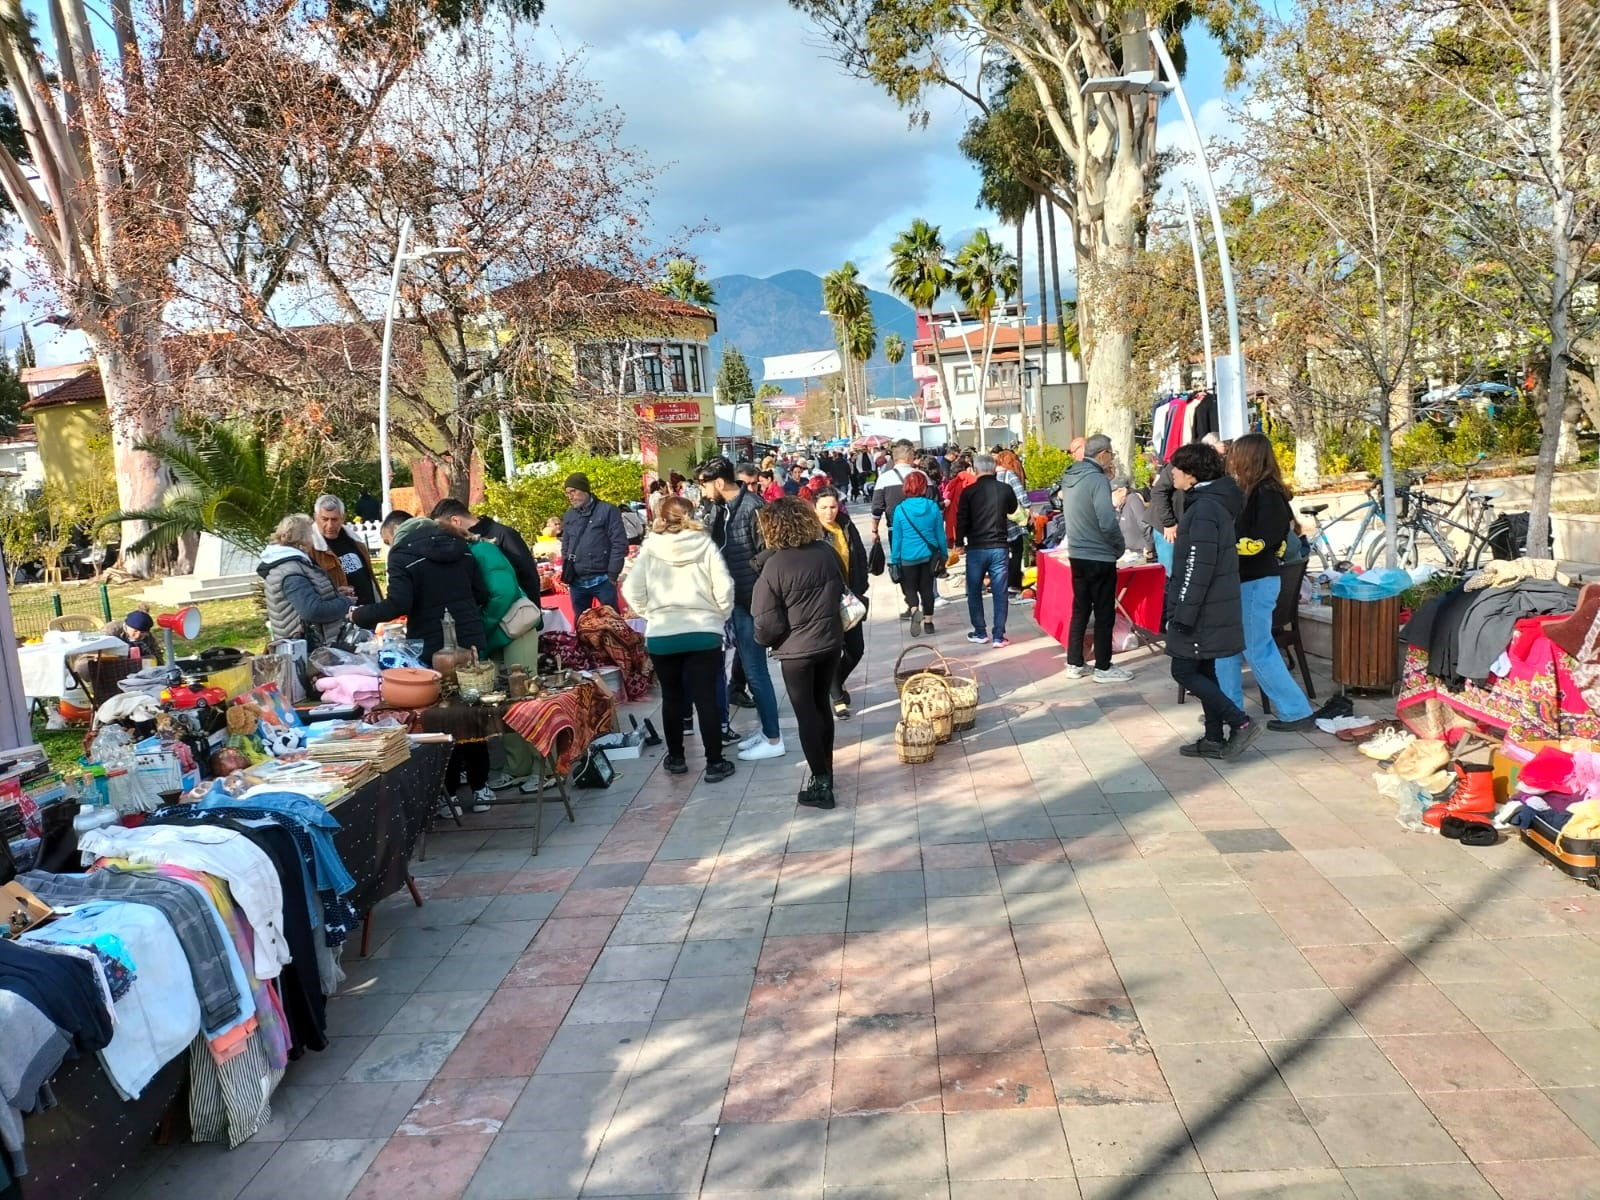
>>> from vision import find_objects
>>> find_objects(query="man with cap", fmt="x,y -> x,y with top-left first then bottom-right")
1057,434 -> 1131,683
1109,473 -> 1153,562
558,473 -> 628,618
109,608 -> 162,663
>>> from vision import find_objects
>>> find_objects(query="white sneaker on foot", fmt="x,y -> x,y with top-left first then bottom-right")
1064,664 -> 1091,680
738,731 -> 767,751
471,787 -> 495,813
1093,666 -> 1134,683
484,772 -> 523,791
738,738 -> 787,762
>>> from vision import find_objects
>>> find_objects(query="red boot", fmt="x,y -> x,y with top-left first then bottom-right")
1447,764 -> 1496,814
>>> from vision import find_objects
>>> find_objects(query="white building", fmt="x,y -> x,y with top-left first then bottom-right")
0,425 -> 42,494
913,309 -> 1082,442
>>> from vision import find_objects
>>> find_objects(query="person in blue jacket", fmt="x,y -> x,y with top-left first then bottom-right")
890,470 -> 948,635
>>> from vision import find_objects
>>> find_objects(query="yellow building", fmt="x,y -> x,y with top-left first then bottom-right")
20,367 -> 109,488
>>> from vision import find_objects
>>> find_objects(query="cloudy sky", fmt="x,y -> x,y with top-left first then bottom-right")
13,2 -> 1234,366
529,1 -> 1234,291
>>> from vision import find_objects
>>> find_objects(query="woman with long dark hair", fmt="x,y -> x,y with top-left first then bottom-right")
812,487 -> 868,720
1215,432 -> 1315,732
752,498 -> 845,809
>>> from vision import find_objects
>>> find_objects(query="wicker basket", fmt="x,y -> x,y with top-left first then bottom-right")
896,699 -> 939,764
901,672 -> 954,743
946,661 -> 980,732
893,643 -> 952,695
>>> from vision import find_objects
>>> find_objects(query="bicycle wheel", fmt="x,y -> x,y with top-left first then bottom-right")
1365,529 -> 1416,571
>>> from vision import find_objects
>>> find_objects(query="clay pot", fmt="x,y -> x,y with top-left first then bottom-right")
381,667 -> 442,708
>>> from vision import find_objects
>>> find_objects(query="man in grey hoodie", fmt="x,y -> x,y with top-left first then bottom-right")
1057,433 -> 1131,682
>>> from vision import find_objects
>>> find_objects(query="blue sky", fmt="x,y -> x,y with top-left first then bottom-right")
13,2 -> 1235,365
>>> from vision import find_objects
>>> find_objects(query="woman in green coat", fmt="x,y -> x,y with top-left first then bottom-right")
460,532 -> 543,786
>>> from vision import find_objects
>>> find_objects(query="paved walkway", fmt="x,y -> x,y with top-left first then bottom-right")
109,566 -> 1600,1200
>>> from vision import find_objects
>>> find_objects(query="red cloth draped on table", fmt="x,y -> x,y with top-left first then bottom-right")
502,681 -> 616,773
1033,551 -> 1166,653
575,604 -> 652,701
1398,616 -> 1600,745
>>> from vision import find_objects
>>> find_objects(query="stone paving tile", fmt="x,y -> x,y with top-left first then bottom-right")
103,584 -> 1600,1199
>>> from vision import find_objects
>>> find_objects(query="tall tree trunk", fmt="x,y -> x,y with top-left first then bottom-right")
1530,0 -> 1570,559
1046,203 -> 1073,439
1288,342 -> 1321,492
1034,201 -> 1049,386
91,328 -> 170,579
1076,151 -> 1144,460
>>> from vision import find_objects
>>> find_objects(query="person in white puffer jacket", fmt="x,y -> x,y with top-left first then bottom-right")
622,496 -> 737,781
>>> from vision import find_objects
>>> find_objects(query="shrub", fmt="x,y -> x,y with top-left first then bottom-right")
1496,401 -> 1541,457
480,455 -> 643,534
1021,433 -> 1070,490
1393,422 -> 1445,471
1448,409 -> 1496,466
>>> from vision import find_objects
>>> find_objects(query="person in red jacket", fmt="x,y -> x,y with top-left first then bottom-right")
942,453 -> 976,543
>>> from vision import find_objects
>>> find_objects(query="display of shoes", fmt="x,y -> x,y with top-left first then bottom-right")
1313,694 -> 1356,720
1389,738 -> 1450,782
1318,715 -> 1381,736
1358,728 -> 1416,760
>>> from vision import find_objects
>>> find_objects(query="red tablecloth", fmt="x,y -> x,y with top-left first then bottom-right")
1034,552 -> 1166,654
541,589 -> 575,629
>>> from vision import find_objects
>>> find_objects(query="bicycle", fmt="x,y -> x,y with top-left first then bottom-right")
1367,471 -> 1502,572
1299,478 -> 1392,572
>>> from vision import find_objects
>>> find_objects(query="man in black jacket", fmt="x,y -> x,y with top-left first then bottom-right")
430,498 -> 541,602
558,474 -> 629,618
957,454 -> 1019,646
698,456 -> 785,761
353,512 -> 489,660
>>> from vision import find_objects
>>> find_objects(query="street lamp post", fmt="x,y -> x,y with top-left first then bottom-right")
1181,187 -> 1216,391
377,216 -> 464,518
1082,38 -> 1246,438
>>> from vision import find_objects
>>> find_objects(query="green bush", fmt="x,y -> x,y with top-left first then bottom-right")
480,455 -> 643,535
1021,434 -> 1070,490
1448,409 -> 1496,466
1394,422 -> 1445,470
1496,401 -> 1541,457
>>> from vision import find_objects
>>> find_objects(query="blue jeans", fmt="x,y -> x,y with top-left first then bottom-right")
569,575 -> 618,620
1153,534 -> 1174,572
730,606 -> 780,739
965,547 -> 1010,638
1216,575 -> 1313,721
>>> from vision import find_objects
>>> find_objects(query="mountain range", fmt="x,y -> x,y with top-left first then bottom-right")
707,270 -> 921,396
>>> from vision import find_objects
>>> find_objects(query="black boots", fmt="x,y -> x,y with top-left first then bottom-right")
798,775 -> 836,810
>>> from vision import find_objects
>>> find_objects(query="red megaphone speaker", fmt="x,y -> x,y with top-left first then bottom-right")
157,607 -> 202,640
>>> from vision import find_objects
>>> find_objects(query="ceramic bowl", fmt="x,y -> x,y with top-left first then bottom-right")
380,667 -> 441,708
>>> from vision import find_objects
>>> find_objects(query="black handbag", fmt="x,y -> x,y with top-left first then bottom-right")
868,539 -> 886,577
903,517 -> 949,578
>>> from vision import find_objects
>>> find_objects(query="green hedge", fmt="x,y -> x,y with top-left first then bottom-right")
480,455 -> 643,534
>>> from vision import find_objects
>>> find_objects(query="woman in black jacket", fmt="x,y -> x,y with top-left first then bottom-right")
813,488 -> 868,719
353,513 -> 489,660
1165,443 -> 1256,761
752,498 -> 845,809
1214,434 -> 1315,732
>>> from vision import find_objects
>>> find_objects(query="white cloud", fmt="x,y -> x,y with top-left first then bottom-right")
525,2 -> 987,280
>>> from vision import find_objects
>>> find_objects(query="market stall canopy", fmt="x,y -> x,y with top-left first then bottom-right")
762,350 -> 841,381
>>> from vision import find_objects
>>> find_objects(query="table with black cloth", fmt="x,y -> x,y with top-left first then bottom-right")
9,741 -> 448,1200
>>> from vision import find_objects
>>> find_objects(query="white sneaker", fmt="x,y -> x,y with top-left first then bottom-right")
484,772 -> 523,791
1064,664 -> 1091,680
518,775 -> 558,794
471,787 -> 495,813
738,738 -> 787,761
1358,728 -> 1415,760
738,731 -> 767,751
1093,666 -> 1134,683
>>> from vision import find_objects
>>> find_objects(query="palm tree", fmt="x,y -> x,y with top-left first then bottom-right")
884,332 -> 906,398
822,261 -> 870,427
100,424 -> 325,557
953,229 -> 1019,434
844,312 -> 878,433
656,259 -> 716,307
887,219 -> 950,418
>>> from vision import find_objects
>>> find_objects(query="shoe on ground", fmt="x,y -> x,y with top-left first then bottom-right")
1358,727 -> 1415,761
798,775 -> 836,809
1180,738 -> 1228,759
901,607 -> 915,621
738,737 -> 787,762
518,775 -> 559,794
704,758 -> 736,783
967,631 -> 989,644
839,687 -> 851,705
719,724 -> 741,743
681,717 -> 694,732
470,787 -> 495,813
1094,666 -> 1134,684
992,636 -> 1011,648
738,731 -> 767,751
922,619 -> 935,635
1313,694 -> 1355,720
1064,664 -> 1091,680
484,772 -> 524,791
1266,715 -> 1317,733
664,755 -> 688,775
729,688 -> 755,709
832,697 -> 850,720
1222,720 -> 1262,760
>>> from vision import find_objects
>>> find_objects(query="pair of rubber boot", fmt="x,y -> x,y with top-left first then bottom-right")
1423,763 -> 1495,829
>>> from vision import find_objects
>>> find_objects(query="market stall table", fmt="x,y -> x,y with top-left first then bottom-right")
9,741 -> 448,1200
1033,552 -> 1165,655
503,681 -> 616,853
17,634 -> 127,700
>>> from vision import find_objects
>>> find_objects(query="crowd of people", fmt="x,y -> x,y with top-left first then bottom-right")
240,424 -> 1308,813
